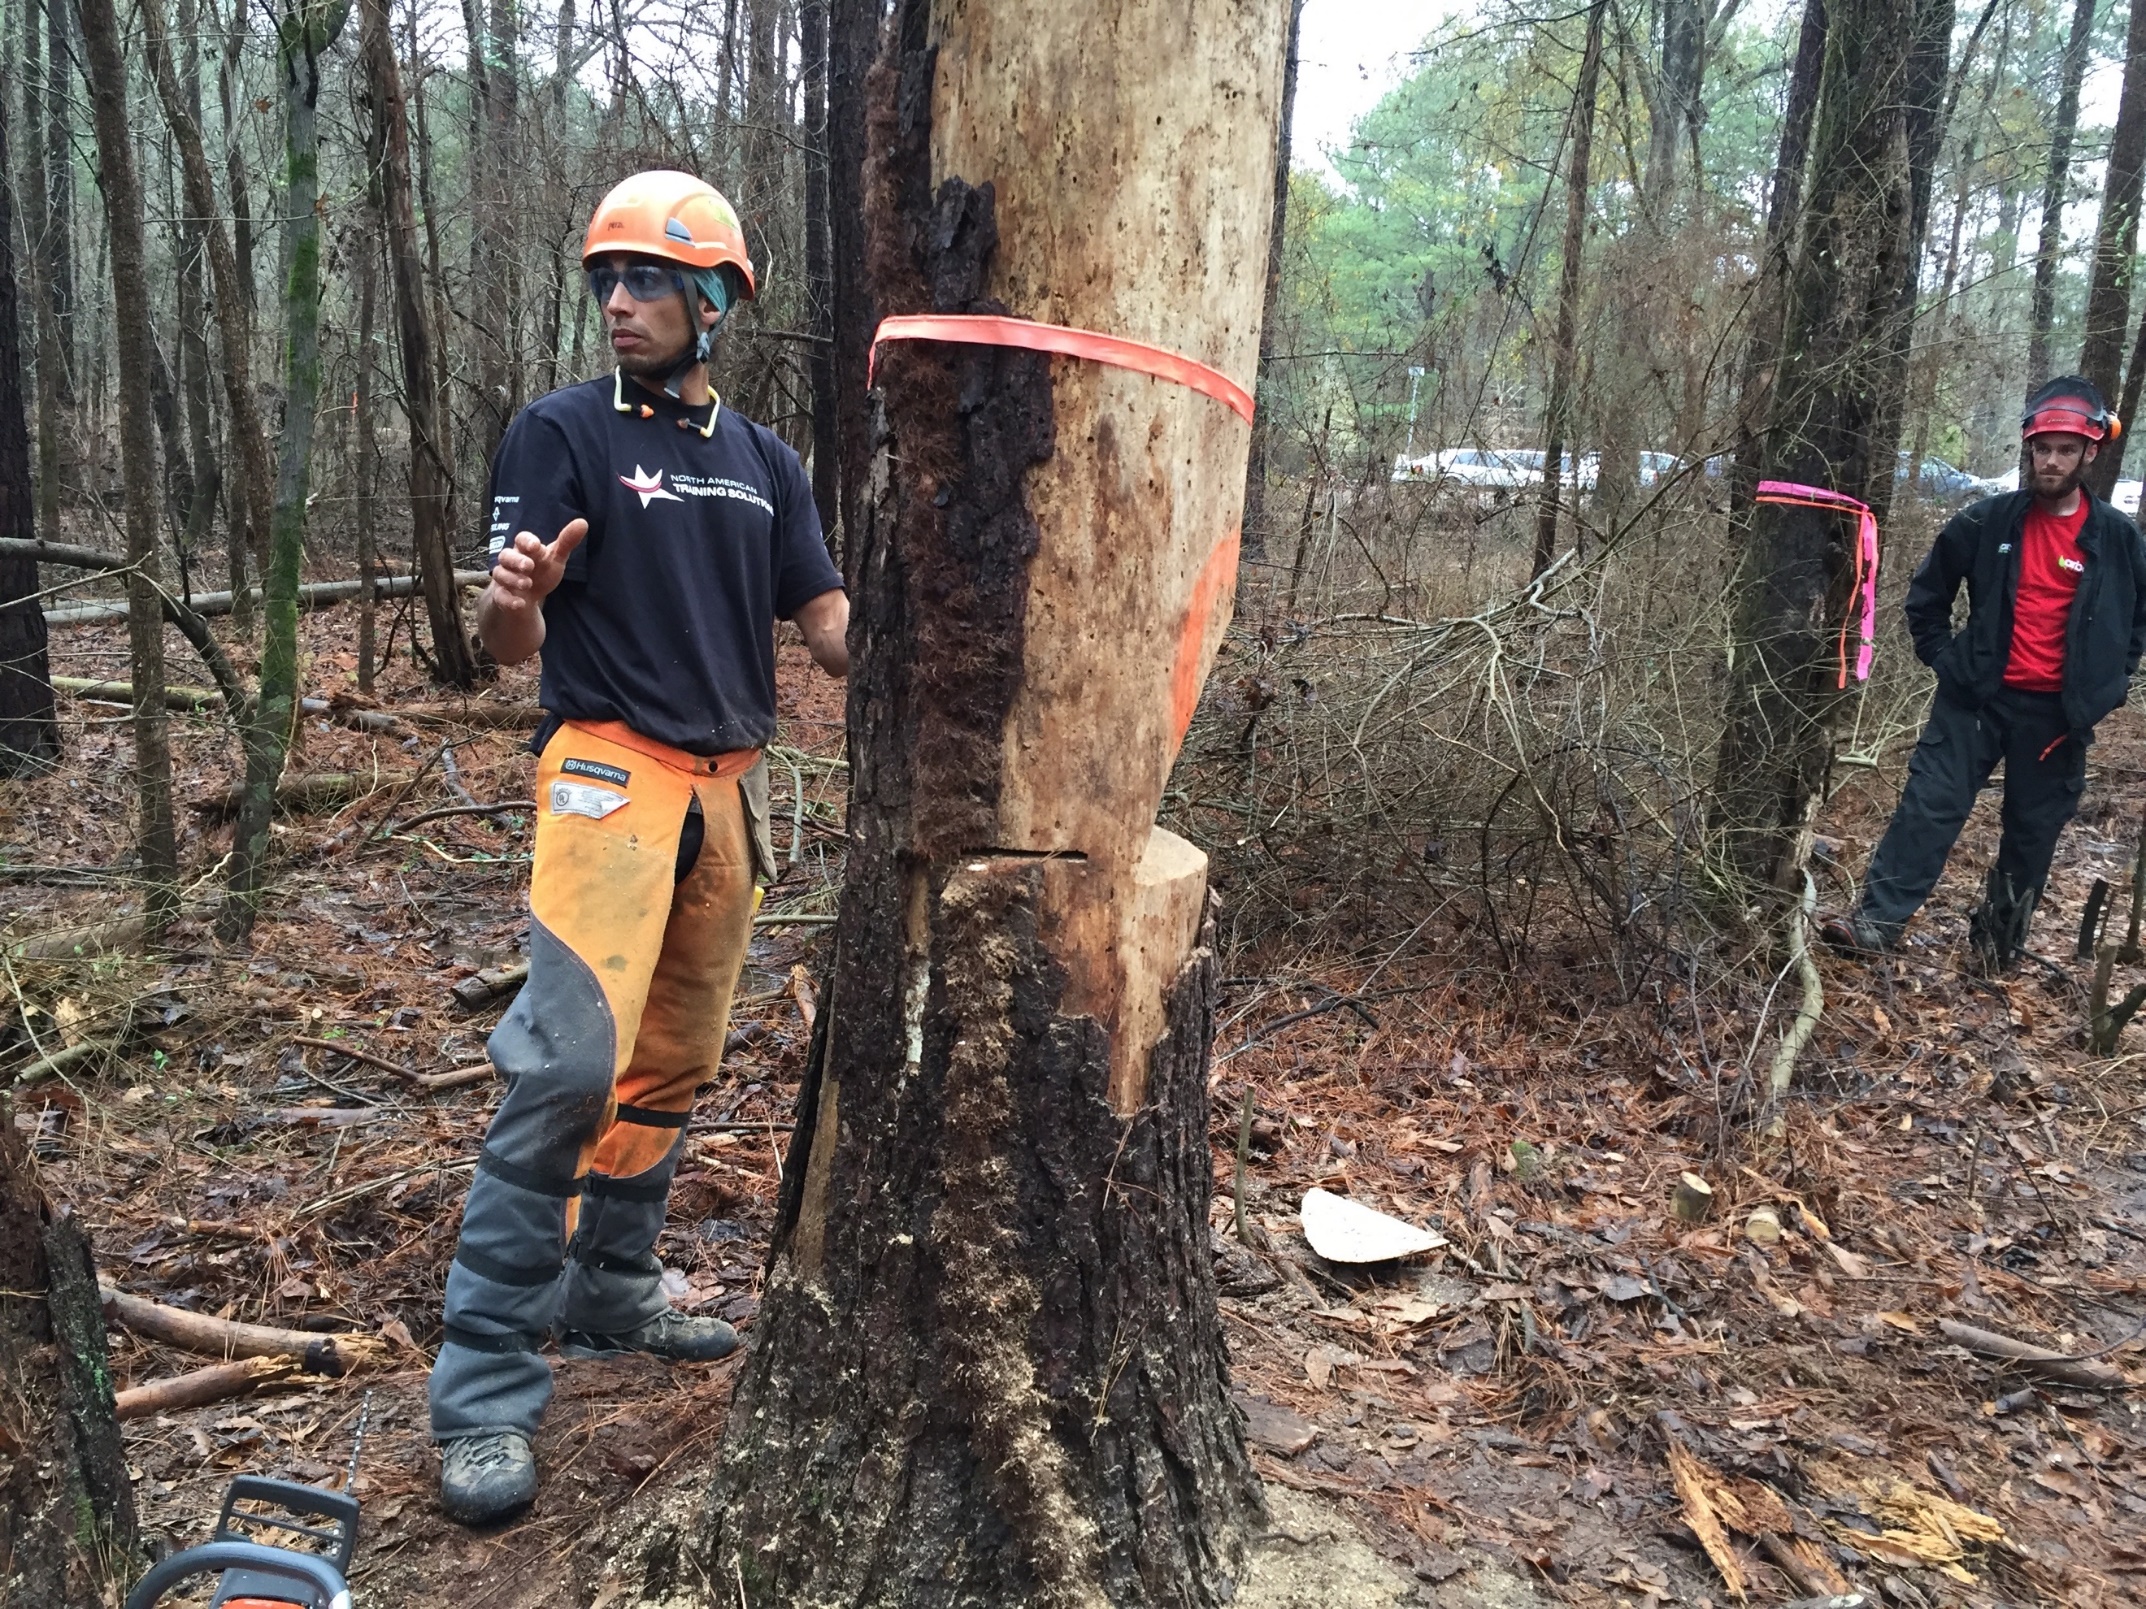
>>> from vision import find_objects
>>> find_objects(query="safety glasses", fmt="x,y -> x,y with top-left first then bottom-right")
586,263 -> 687,305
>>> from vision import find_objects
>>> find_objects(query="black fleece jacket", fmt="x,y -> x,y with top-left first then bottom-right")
1902,488 -> 2146,739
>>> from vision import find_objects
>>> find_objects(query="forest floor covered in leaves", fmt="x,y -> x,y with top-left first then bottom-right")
7,584 -> 2146,1607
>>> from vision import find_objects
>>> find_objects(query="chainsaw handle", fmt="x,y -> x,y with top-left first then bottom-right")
124,1541 -> 351,1609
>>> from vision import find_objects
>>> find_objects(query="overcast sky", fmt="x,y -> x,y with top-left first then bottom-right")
1291,2 -> 1451,179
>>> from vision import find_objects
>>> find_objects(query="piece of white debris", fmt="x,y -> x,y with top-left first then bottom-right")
1300,1188 -> 1446,1264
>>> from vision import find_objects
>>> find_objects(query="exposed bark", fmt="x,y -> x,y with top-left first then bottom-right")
1713,0 -> 1918,891
1243,0 -> 1304,560
803,0 -> 840,542
0,1115 -> 138,1606
361,0 -> 479,688
220,0 -> 353,942
1729,0 -> 1828,510
2028,0 -> 2098,387
0,82 -> 60,774
1533,0 -> 1606,581
2083,0 -> 2146,495
78,0 -> 180,923
694,2 -> 1288,1602
142,0 -> 277,635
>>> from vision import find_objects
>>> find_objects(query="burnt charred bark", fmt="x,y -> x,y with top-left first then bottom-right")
693,2 -> 1283,1602
0,1112 -> 137,1604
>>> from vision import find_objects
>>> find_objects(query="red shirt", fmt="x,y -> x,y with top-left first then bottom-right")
2003,495 -> 2090,691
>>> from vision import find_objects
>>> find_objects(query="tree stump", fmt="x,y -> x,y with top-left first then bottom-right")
693,2 -> 1291,1603
0,1110 -> 137,1604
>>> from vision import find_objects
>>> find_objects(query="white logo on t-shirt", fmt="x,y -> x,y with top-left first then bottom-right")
618,465 -> 684,508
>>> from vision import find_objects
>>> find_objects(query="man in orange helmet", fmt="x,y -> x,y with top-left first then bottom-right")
430,171 -> 847,1524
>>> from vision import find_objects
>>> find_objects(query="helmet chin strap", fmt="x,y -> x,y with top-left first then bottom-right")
657,268 -> 735,399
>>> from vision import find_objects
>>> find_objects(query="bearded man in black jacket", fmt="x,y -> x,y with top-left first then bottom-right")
1824,376 -> 2146,971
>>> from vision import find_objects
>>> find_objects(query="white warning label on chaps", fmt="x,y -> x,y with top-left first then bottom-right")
549,780 -> 629,820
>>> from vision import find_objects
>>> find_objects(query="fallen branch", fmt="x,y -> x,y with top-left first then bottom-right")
5,915 -> 148,961
6,1039 -> 107,1086
290,1034 -> 492,1092
451,962 -> 528,1008
390,799 -> 535,834
190,770 -> 415,821
1936,1318 -> 2129,1390
5,539 -> 251,712
40,565 -> 489,626
1764,871 -> 1824,1134
114,1355 -> 301,1420
55,674 -> 220,711
100,1286 -> 392,1372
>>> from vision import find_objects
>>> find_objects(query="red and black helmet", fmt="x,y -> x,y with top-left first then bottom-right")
2022,374 -> 2121,442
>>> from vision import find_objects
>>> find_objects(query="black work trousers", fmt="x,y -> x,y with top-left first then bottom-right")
1857,686 -> 2086,943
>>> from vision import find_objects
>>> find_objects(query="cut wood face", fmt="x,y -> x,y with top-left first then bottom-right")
924,0 -> 1286,1101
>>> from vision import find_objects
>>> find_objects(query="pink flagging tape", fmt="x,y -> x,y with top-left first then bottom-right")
870,313 -> 1255,425
1755,479 -> 1881,689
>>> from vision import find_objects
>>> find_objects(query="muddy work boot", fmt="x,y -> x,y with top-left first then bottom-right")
558,1308 -> 738,1362
440,1429 -> 537,1525
1819,911 -> 1892,957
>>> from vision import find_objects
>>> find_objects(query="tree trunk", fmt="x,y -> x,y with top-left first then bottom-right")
2028,0 -> 2098,387
829,0 -> 878,544
355,224 -> 380,693
361,0 -> 478,688
220,0 -> 351,941
0,1114 -> 138,1605
143,0 -> 276,639
2083,0 -> 2146,495
694,2 -> 1290,1603
1713,0 -> 1917,891
1242,0 -> 1304,560
1533,0 -> 1606,581
1729,0 -> 1828,510
802,0 -> 840,542
466,0 -> 521,472
1861,0 -> 1955,535
0,81 -> 60,774
18,0 -> 64,546
175,0 -> 223,601
41,0 -> 77,410
78,0 -> 180,922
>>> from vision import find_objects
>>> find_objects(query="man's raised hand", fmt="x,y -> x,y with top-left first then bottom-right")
489,519 -> 589,614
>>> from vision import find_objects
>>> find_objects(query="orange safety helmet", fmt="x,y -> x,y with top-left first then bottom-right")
583,170 -> 756,300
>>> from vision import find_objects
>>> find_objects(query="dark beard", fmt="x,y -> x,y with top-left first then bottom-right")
2032,461 -> 2087,500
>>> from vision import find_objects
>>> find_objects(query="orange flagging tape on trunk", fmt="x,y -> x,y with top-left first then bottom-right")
1171,530 -> 1241,749
870,314 -> 1256,424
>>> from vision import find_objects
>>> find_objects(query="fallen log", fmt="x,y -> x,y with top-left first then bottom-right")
100,1286 -> 391,1372
6,916 -> 148,962
1937,1317 -> 2129,1389
41,567 -> 489,626
55,674 -> 221,711
114,1355 -> 301,1420
6,1039 -> 107,1086
450,961 -> 528,1009
190,770 -> 415,820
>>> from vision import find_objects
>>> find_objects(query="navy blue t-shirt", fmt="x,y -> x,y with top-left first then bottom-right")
485,373 -> 843,754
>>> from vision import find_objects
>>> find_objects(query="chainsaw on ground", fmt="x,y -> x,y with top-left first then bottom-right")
126,1392 -> 367,1609
124,1475 -> 358,1608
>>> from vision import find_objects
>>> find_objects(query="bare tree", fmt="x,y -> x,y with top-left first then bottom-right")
1714,0 -> 1918,890
0,66 -> 60,773
78,0 -> 179,921
1243,0 -> 1305,559
2027,0 -> 2099,385
2083,0 -> 2146,495
1534,0 -> 1606,580
360,0 -> 479,687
